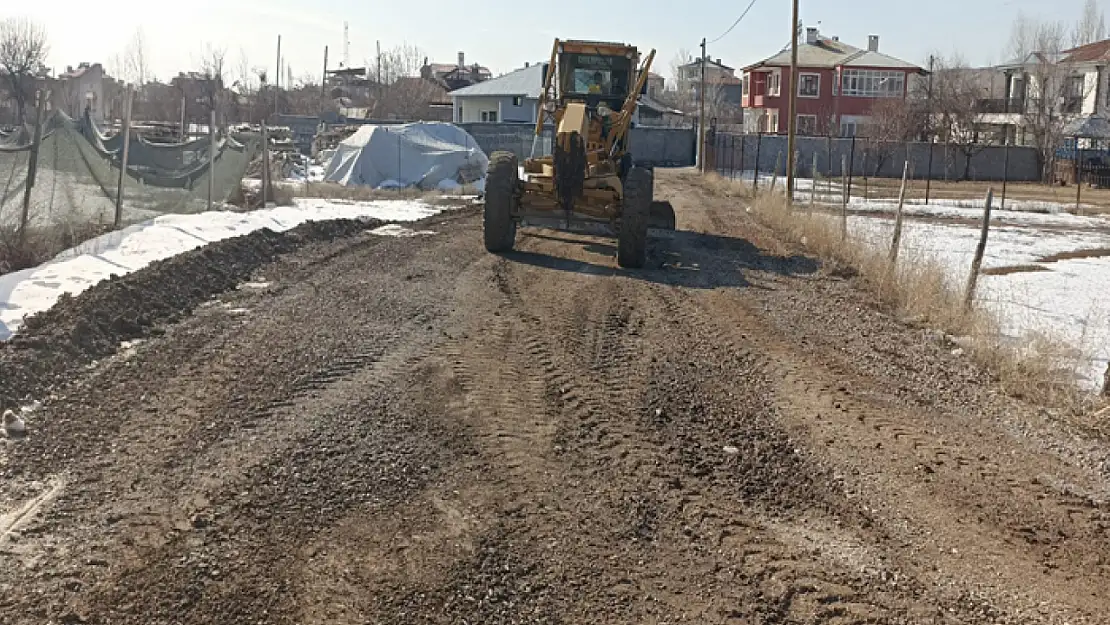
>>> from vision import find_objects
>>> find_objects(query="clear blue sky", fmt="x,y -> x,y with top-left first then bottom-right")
14,0 -> 1104,83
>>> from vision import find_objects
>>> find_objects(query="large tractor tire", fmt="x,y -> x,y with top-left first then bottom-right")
484,151 -> 519,253
618,166 -> 652,268
649,200 -> 677,230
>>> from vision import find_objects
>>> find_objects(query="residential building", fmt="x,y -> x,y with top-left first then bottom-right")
421,52 -> 492,91
325,67 -> 377,101
449,62 -> 683,126
740,27 -> 924,135
645,72 -> 665,98
449,63 -> 545,123
380,76 -> 453,121
675,57 -> 743,106
971,41 -> 1110,146
53,62 -> 119,124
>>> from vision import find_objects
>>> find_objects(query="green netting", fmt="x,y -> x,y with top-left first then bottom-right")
0,110 -> 260,229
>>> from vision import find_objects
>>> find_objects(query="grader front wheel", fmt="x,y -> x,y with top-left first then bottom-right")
483,151 -> 519,253
618,167 -> 652,268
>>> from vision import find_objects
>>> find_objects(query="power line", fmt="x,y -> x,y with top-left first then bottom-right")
708,0 -> 761,44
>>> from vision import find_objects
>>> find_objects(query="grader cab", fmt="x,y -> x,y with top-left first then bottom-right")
482,38 -> 676,268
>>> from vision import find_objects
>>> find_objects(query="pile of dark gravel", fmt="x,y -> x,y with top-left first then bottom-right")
0,218 -> 383,411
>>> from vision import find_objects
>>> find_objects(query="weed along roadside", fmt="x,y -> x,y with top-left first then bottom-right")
697,169 -> 1105,413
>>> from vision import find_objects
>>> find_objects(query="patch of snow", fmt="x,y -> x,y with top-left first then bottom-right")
0,198 -> 444,340
369,224 -> 437,237
437,178 -> 462,192
848,215 -> 1110,391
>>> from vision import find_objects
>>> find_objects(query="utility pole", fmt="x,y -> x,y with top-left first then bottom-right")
698,37 -> 707,173
321,45 -> 329,98
926,54 -> 935,141
275,35 -> 282,115
114,84 -> 134,228
785,0 -> 800,203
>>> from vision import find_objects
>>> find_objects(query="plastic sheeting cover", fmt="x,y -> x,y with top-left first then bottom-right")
323,122 -> 488,189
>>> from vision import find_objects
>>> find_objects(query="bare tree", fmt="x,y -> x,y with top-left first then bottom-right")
369,43 -> 441,119
123,28 -> 149,86
193,44 -> 227,130
0,16 -> 48,124
1072,0 -> 1107,47
1009,16 -> 1086,182
861,98 -> 925,174
931,54 -> 991,181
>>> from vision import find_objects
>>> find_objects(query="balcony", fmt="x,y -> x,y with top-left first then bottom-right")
975,98 -> 1026,114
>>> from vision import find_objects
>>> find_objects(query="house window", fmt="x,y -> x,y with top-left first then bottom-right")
798,73 -> 820,97
840,121 -> 858,137
742,74 -> 749,96
797,114 -> 817,135
767,72 -> 781,97
766,110 -> 779,133
1066,75 -> 1085,98
840,69 -> 905,97
512,96 -> 523,106
481,110 -> 498,122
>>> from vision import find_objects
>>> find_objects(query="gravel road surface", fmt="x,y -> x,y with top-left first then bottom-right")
1,169 -> 1108,624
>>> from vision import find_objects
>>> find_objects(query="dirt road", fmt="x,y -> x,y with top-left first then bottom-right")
1,170 -> 1109,624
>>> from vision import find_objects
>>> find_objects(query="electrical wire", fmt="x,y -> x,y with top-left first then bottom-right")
707,0 -> 761,45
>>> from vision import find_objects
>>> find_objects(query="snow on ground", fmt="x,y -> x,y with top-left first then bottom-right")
0,198 -> 444,340
849,213 -> 1110,391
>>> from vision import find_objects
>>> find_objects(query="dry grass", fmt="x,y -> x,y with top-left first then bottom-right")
980,264 -> 1052,276
1036,247 -> 1110,263
0,217 -> 111,276
739,188 -> 1095,411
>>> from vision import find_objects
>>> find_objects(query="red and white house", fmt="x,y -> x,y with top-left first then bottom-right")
740,27 -> 925,136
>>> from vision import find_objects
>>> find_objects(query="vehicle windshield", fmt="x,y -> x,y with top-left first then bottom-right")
560,53 -> 632,98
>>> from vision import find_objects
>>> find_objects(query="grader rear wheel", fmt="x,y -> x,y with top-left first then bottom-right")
483,151 -> 519,253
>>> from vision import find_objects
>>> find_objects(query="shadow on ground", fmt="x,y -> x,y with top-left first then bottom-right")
509,229 -> 819,289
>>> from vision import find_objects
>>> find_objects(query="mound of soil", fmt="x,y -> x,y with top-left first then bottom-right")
0,218 -> 383,411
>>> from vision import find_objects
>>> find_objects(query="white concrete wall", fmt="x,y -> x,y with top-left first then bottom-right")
453,96 -> 505,123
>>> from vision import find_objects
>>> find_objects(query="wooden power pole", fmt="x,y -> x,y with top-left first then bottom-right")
698,37 -> 707,173
785,0 -> 800,203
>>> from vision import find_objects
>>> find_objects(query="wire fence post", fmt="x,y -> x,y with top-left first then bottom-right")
1000,141 -> 1010,211
840,153 -> 848,239
19,89 -> 47,242
261,120 -> 271,206
114,84 -> 134,228
846,134 -> 857,201
925,137 -> 934,204
1075,135 -> 1083,213
889,160 -> 909,265
207,110 -> 216,211
809,151 -> 818,210
770,150 -> 782,194
738,134 -> 745,180
752,132 -> 762,195
861,140 -> 869,200
964,187 -> 994,311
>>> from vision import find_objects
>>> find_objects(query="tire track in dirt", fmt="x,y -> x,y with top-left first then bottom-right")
637,219 -> 1109,623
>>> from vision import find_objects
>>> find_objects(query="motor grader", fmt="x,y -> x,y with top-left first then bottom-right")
482,38 -> 676,268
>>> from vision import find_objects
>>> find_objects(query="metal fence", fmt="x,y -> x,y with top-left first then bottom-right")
707,131 -> 1110,211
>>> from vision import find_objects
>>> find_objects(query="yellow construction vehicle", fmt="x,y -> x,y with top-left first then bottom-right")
482,38 -> 676,268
